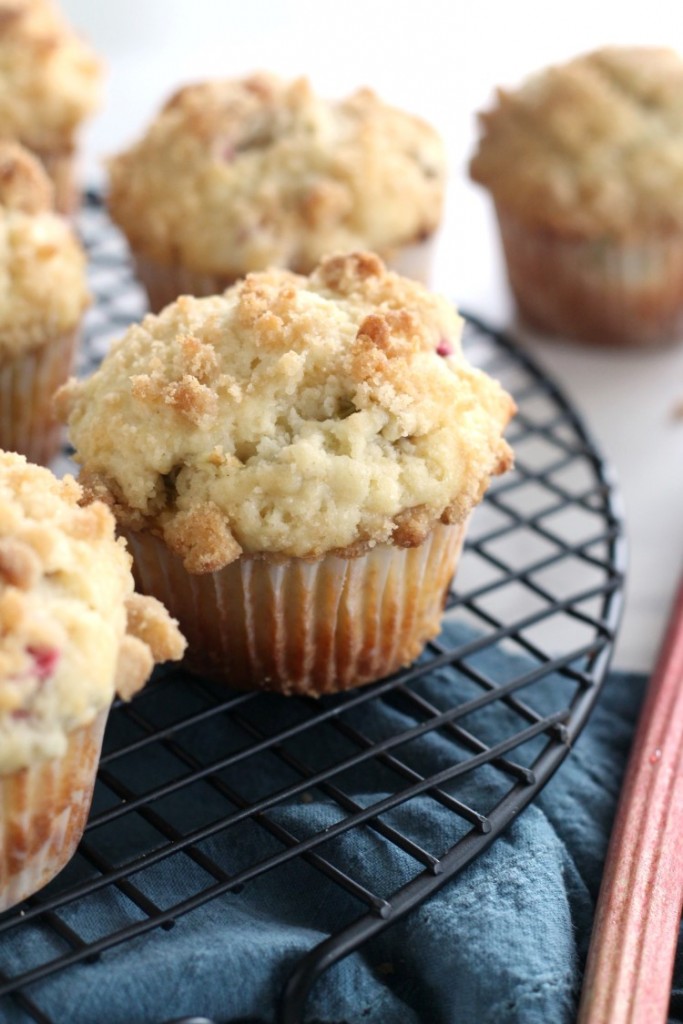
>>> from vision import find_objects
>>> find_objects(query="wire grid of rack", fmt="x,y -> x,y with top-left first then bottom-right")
0,196 -> 626,1024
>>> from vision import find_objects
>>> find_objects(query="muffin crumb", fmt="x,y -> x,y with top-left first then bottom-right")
114,634 -> 154,700
125,592 -> 187,662
162,503 -> 243,573
0,537 -> 41,588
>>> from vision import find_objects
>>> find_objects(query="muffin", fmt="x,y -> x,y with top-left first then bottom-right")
0,0 -> 101,213
107,74 -> 446,311
0,142 -> 89,465
57,252 -> 514,696
469,46 -> 683,347
0,451 -> 185,911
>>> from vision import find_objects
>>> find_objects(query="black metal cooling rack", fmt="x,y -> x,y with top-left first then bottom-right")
0,196 -> 627,1024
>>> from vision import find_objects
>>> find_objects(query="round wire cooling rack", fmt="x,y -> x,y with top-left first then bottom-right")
0,196 -> 626,1024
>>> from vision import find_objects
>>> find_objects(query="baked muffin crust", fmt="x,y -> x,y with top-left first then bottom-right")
470,47 -> 683,238
58,253 -> 514,571
0,142 -> 89,356
0,0 -> 101,152
107,74 -> 445,275
0,453 -> 185,774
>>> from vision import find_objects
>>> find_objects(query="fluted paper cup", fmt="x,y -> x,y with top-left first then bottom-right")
132,255 -> 242,313
496,204 -> 683,347
0,330 -> 78,465
134,236 -> 436,313
123,520 -> 466,696
34,147 -> 79,216
0,708 -> 107,912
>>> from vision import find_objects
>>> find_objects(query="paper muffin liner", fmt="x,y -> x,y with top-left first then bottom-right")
122,520 -> 466,696
383,235 -> 435,285
34,147 -> 79,216
134,236 -> 436,314
132,255 -> 242,314
0,329 -> 78,466
495,204 -> 683,347
0,708 -> 107,913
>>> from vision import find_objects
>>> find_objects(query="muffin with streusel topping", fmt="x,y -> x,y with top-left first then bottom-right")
470,46 -> 683,346
107,74 -> 445,311
0,0 -> 101,213
0,142 -> 89,464
0,451 -> 185,911
57,252 -> 514,696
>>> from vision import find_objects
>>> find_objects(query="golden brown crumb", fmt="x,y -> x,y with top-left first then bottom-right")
391,505 -> 438,547
317,251 -> 385,292
125,592 -> 186,662
131,372 -> 218,428
162,503 -> 243,573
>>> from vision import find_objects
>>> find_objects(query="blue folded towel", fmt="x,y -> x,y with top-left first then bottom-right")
1,624 -> 674,1024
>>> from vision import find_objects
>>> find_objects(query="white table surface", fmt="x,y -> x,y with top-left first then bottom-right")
61,0 -> 683,674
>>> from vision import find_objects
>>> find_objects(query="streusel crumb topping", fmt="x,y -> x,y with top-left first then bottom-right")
0,452 -> 185,774
59,253 -> 514,571
0,141 -> 89,355
470,47 -> 683,237
107,74 -> 445,274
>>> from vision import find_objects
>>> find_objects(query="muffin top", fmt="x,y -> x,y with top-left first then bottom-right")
0,451 -> 186,774
0,141 -> 89,356
0,0 -> 101,151
58,253 -> 514,572
469,46 -> 683,238
107,74 -> 446,275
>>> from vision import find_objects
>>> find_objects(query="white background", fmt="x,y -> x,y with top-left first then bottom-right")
61,0 -> 683,673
